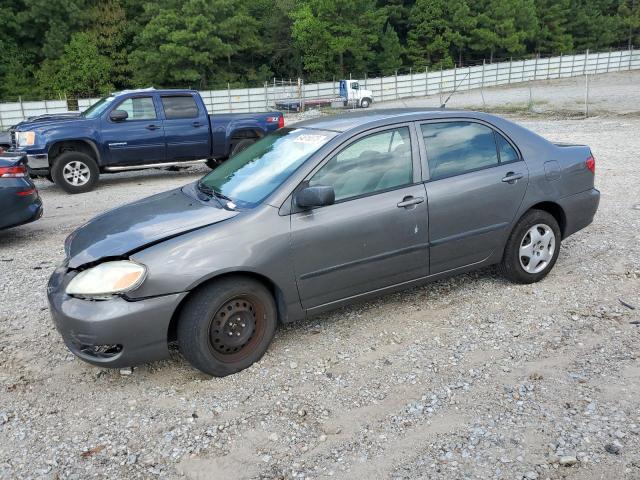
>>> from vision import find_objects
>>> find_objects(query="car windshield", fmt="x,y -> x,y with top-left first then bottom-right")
199,127 -> 337,207
82,96 -> 116,119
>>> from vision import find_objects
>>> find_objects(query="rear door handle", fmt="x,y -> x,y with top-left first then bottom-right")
502,172 -> 523,183
397,196 -> 424,208
146,124 -> 159,131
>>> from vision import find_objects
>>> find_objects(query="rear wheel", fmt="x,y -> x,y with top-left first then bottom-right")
499,209 -> 561,284
177,277 -> 277,376
230,138 -> 255,157
51,151 -> 99,194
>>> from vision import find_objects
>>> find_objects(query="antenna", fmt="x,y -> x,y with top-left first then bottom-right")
440,72 -> 470,109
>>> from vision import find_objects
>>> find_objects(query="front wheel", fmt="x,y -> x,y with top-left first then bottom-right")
360,98 -> 371,108
51,151 -> 99,194
177,277 -> 277,376
499,210 -> 561,284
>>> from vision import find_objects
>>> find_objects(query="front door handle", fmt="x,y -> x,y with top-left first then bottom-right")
146,124 -> 159,131
502,172 -> 524,183
192,121 -> 202,127
397,196 -> 424,208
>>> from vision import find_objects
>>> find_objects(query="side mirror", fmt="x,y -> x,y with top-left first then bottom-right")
296,185 -> 335,209
109,110 -> 128,122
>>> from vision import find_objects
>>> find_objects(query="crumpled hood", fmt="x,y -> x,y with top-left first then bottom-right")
15,114 -> 86,132
66,185 -> 239,268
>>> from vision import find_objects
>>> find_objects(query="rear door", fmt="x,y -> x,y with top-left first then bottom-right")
160,94 -> 211,161
101,95 -> 165,166
289,124 -> 429,310
418,120 -> 529,274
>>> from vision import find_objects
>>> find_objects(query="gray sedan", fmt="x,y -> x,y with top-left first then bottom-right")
48,109 -> 600,376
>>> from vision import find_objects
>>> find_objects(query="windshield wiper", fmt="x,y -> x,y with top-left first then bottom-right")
196,181 -> 236,210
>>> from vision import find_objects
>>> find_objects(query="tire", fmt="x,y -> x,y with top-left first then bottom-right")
177,277 -> 278,376
499,209 -> 561,284
51,151 -> 99,194
230,138 -> 255,157
360,98 -> 371,108
206,158 -> 222,169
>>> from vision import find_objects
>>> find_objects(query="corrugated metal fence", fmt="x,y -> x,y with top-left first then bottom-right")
1,48 -> 638,130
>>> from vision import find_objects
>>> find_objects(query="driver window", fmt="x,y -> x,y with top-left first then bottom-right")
115,97 -> 156,121
310,127 -> 413,202
351,82 -> 359,90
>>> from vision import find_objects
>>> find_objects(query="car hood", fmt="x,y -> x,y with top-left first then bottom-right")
15,115 -> 88,132
65,185 -> 239,268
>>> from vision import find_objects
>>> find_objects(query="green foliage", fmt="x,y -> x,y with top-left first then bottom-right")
39,32 -> 113,98
0,0 -> 637,100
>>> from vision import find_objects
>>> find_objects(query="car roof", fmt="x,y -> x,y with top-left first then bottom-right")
293,108 -> 497,133
111,88 -> 196,97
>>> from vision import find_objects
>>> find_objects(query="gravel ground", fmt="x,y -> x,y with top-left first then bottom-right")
1,75 -> 639,480
371,70 -> 640,116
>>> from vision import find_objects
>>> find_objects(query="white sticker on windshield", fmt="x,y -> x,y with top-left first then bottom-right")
293,134 -> 328,144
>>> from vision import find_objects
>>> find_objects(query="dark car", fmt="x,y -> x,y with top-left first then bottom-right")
0,153 -> 43,230
10,89 -> 283,194
0,131 -> 11,152
48,109 -> 599,376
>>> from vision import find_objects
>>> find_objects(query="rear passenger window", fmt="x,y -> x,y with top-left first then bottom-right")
310,127 -> 413,202
496,132 -> 519,163
161,96 -> 199,119
421,122 -> 498,179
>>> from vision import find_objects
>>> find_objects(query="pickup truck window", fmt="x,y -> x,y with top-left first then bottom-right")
200,128 -> 337,207
161,96 -> 199,119
115,97 -> 157,121
82,96 -> 116,119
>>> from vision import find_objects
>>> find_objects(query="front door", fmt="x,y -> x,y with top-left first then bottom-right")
290,125 -> 429,310
101,95 -> 165,166
160,95 -> 211,161
419,120 -> 529,274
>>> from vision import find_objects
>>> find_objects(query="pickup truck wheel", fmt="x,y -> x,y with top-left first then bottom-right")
360,98 -> 371,108
177,277 -> 277,376
499,210 -> 561,284
51,152 -> 99,194
230,139 -> 255,157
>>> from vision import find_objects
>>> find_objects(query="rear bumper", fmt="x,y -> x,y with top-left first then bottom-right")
0,179 -> 43,230
48,265 -> 187,368
559,188 -> 600,238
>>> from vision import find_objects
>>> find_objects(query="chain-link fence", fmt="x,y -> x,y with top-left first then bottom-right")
1,48 -> 638,130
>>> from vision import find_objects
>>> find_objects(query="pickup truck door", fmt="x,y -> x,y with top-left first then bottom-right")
160,94 -> 211,161
101,95 -> 165,166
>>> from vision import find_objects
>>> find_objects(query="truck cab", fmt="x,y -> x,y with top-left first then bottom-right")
11,88 -> 283,194
340,80 -> 373,108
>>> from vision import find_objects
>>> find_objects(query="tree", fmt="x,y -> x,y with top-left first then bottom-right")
39,32 -> 113,98
533,0 -> 573,54
619,0 -> 640,48
376,25 -> 404,74
407,0 -> 454,68
129,0 -> 261,88
290,0 -> 385,80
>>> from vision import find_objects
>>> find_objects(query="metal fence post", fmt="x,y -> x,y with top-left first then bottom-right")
425,66 -> 428,96
571,52 -> 576,76
364,72 -> 368,90
410,68 -> 413,98
333,76 -> 336,96
395,70 -> 398,99
19,96 -> 25,121
247,87 -> 251,112
583,49 -> 589,75
227,83 -> 232,113
558,54 -> 563,79
606,49 -> 611,73
508,58 -> 512,84
380,76 -> 383,102
629,44 -> 633,70
264,82 -> 269,110
453,64 -> 457,90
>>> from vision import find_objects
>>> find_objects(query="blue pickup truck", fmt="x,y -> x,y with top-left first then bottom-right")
10,88 -> 284,193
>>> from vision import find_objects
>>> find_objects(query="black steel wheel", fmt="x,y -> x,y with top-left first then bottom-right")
177,277 -> 277,376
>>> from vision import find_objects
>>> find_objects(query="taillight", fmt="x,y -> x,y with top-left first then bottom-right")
278,115 -> 285,129
17,187 -> 37,196
586,155 -> 595,174
0,164 -> 27,178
